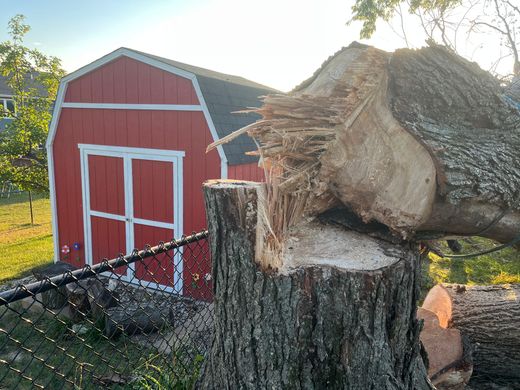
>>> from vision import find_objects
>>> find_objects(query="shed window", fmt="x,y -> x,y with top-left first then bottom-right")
1,98 -> 15,118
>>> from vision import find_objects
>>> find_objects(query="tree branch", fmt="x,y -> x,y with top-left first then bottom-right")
504,0 -> 520,18
492,0 -> 519,74
470,20 -> 507,36
398,3 -> 410,48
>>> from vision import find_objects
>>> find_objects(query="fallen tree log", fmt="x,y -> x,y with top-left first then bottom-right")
422,284 -> 520,381
200,181 -> 433,389
209,42 -> 520,244
417,308 -> 473,389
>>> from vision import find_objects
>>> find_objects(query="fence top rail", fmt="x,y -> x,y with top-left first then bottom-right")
0,230 -> 208,306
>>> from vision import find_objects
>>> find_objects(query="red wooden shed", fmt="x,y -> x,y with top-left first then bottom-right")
46,47 -> 275,297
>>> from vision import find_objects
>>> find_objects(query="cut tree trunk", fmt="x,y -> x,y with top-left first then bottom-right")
199,180 -> 433,389
422,284 -> 520,381
417,308 -> 472,389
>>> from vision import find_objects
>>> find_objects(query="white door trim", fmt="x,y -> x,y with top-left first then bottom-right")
79,144 -> 184,293
78,144 -> 185,157
89,210 -> 126,222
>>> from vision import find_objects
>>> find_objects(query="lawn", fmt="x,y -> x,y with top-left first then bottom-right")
0,192 -> 54,283
421,237 -> 520,299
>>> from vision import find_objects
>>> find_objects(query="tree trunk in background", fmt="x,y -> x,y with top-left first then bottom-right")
422,284 -> 520,381
199,180 -> 433,390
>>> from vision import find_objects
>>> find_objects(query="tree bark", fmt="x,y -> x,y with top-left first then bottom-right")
389,47 -> 520,242
104,305 -> 170,338
422,284 -> 520,381
199,180 -> 433,389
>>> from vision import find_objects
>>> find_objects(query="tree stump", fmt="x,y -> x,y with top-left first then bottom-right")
422,284 -> 520,381
199,180 -> 432,389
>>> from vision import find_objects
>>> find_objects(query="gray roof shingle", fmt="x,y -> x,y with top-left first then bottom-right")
0,74 -> 47,97
0,76 -> 11,96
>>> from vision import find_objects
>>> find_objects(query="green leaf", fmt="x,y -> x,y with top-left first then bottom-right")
0,15 -> 64,193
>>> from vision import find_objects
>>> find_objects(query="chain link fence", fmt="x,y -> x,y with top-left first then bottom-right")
0,231 -> 212,389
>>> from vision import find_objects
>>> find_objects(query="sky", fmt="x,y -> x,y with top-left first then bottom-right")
0,0 -> 511,92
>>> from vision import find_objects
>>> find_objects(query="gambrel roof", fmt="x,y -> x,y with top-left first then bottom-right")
52,48 -> 278,166
131,50 -> 279,165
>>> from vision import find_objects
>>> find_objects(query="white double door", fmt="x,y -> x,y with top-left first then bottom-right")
79,144 -> 184,292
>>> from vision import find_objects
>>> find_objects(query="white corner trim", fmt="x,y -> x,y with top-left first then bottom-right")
47,82 -> 67,263
221,162 -> 228,179
190,76 -> 228,178
47,143 -> 60,263
46,82 -> 66,150
62,102 -> 203,111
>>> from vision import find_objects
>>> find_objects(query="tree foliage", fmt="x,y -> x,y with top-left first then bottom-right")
351,0 -> 462,39
0,15 -> 65,193
350,0 -> 520,76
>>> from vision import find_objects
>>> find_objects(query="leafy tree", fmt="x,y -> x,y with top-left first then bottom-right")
350,0 -> 519,76
0,15 -> 65,193
351,0 -> 459,40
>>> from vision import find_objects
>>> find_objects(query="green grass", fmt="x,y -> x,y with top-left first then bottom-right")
0,193 -> 203,388
421,237 -> 520,298
0,192 -> 53,283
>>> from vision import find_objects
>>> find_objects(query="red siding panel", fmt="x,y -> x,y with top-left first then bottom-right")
228,162 -> 265,182
91,71 -> 103,105
88,155 -> 125,215
113,58 -> 126,103
90,217 -> 127,276
79,77 -> 92,102
101,63 -> 115,103
163,72 -> 178,103
137,62 -> 151,104
65,57 -> 199,105
132,159 -> 174,224
134,224 -> 175,287
150,67 -> 165,104
125,58 -> 139,103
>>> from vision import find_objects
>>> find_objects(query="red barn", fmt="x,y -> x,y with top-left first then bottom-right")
46,47 -> 275,297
